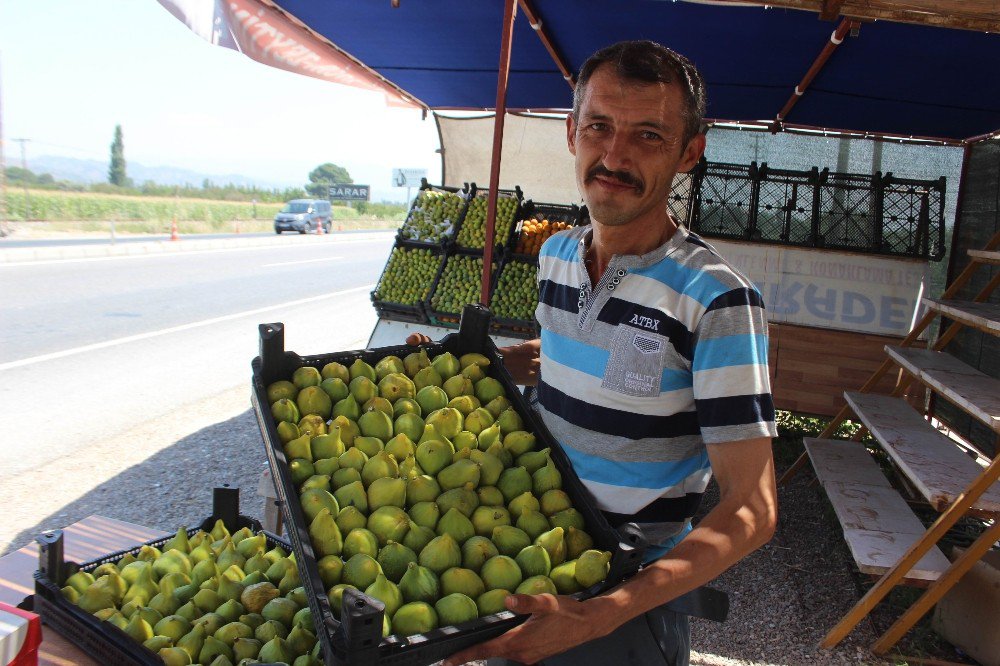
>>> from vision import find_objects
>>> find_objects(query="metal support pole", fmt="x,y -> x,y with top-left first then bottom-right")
481,0 -> 518,306
14,137 -> 29,221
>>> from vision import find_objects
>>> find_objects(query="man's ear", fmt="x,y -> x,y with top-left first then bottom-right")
678,133 -> 706,173
566,114 -> 577,156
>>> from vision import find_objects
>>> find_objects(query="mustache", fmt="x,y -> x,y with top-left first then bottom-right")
586,165 -> 644,193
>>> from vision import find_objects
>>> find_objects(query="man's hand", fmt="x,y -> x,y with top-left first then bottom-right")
497,338 -> 541,386
442,593 -> 609,666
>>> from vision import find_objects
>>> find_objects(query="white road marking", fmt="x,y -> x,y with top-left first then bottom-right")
262,256 -> 343,267
0,234 -> 394,267
0,284 -> 375,371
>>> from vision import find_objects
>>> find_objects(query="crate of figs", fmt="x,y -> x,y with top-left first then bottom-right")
453,185 -> 523,253
488,256 -> 540,340
33,486 -> 324,666
424,249 -> 498,330
396,182 -> 469,248
370,242 -> 445,325
250,306 -> 645,666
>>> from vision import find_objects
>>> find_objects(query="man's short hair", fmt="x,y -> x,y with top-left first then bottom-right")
572,40 -> 707,145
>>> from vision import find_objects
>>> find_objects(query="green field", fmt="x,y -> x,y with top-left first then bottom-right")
1,188 -> 405,234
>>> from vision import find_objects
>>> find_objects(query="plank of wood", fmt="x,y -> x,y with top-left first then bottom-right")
845,392 -> 1000,513
803,438 -> 951,583
968,249 -> 1000,266
887,346 -> 1000,432
922,299 -> 1000,335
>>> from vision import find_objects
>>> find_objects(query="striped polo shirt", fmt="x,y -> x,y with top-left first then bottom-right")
532,222 -> 776,554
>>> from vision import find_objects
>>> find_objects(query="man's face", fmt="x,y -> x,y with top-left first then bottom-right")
567,64 -> 705,228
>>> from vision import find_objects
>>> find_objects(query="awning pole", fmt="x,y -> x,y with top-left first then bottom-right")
773,18 -> 854,128
481,0 -> 518,306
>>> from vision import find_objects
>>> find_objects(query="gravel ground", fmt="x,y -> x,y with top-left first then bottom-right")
1,399 -> 972,666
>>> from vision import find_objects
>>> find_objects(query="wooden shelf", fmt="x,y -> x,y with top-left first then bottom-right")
804,438 -> 951,583
886,346 -> 1000,433
922,298 -> 1000,336
844,392 -> 1000,514
968,249 -> 1000,266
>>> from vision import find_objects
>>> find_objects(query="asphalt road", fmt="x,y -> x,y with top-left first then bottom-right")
0,233 -> 395,477
0,230 -> 389,248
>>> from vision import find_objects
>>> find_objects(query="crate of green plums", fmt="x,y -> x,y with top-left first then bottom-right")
250,306 -> 647,666
33,486 -> 321,666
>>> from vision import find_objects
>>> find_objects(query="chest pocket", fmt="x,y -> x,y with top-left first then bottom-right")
602,325 -> 668,398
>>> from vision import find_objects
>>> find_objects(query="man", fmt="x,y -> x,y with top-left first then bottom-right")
413,40 -> 777,666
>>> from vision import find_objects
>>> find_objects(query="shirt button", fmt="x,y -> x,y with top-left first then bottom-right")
612,278 -> 620,285
617,269 -> 626,277
607,284 -> 615,291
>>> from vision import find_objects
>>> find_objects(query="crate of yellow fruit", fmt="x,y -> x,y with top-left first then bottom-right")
507,201 -> 585,260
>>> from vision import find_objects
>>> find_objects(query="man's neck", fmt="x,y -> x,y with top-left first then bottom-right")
585,212 -> 678,284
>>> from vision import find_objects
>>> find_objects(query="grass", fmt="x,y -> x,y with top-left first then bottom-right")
1,188 -> 407,231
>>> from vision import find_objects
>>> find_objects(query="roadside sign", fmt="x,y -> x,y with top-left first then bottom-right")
392,168 -> 427,188
329,184 -> 370,201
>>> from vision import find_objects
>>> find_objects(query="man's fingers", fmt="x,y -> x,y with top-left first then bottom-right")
507,592 -> 560,615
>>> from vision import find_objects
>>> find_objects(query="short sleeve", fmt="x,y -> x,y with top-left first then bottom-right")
691,287 -> 777,444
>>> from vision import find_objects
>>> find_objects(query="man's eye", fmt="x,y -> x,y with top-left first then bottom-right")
641,131 -> 662,141
589,123 -> 607,132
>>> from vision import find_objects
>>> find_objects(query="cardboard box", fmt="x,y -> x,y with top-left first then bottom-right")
0,602 -> 41,666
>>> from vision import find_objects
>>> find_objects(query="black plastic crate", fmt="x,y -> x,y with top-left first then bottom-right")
371,241 -> 446,325
754,165 -> 822,246
489,255 -> 540,340
32,487 -> 289,666
250,307 -> 646,666
423,248 -> 499,330
452,184 -> 523,254
396,180 -> 470,249
506,200 -> 582,261
691,161 -> 760,241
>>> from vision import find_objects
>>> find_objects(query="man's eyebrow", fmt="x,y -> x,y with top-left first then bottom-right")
580,112 -> 670,132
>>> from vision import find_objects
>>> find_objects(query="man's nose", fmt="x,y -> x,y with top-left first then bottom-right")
602,132 -> 631,173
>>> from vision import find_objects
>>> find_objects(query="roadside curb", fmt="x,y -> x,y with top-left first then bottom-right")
0,231 -> 396,264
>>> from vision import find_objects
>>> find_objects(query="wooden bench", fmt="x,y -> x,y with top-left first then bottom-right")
803,437 -> 951,584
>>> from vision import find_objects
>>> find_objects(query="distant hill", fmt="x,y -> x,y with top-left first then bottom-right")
28,155 -> 300,191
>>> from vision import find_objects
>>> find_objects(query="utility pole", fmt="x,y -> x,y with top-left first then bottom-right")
12,137 -> 29,221
0,52 -> 8,237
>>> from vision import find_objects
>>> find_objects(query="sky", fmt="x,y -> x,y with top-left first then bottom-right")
0,0 -> 443,201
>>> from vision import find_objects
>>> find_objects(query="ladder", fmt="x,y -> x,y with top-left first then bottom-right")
779,229 -> 1000,655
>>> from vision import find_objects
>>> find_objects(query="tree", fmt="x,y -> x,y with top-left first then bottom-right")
306,163 -> 351,198
108,124 -> 129,187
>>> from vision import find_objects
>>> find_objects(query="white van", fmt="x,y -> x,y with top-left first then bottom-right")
273,199 -> 332,234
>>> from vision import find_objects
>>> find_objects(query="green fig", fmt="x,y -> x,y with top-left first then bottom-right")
311,429 -> 346,459
297,385 -> 332,419
402,525 -> 436,553
349,359 -> 377,383
516,509 -> 552,541
476,588 -> 511,616
497,466 -> 532,503
415,383 -> 447,412
367,505 -> 411,545
214,621 -> 253,646
459,353 -> 490,370
326,584 -> 355,620
124,613 -> 154,642
393,398 -> 422,418
408,500 -> 441,529
517,448 -> 552,475
338,446 -> 368,472
549,508 -> 585,532
515,545 -> 552,577
437,458 -> 482,491
492,525 -> 532,558
335,504 -> 368,533
375,355 -> 405,380
436,484 -> 479,518
332,466 -> 362,490
415,439 -> 453,476
308,508 -> 343,557
258,636 -> 293,664
232,637 -> 262,662
431,352 -> 461,379
192,589 -> 226,613
406,475 -> 441,506
549,560 -> 583,594
391,601 -> 438,636
239,613 -> 266,630
496,408 -> 524,435
299,474 -> 331,493
532,457 -> 562,495
293,606 -> 313,630
471,505 -> 511,537
385,433 -> 416,461
261,597 -> 298,627
365,573 -> 403,617
477,423 -> 502,451
574,550 -> 612,588
164,528 -> 192,554
418,533 -> 462,575
516,575 -> 558,596
460,363 -> 486,383
287,625 -> 318,658
364,463 -> 403,502
358,408 -> 393,442
277,421 -> 301,444
403,349 -> 431,377
503,431 -> 536,457
313,456 -> 340,477
539,489 -> 573,516
397,562 -> 440,604
452,430 -> 479,451
334,480 -> 368,513
342,553 -> 382,590
292,366 -> 322,389
350,375 -> 378,405
394,413 -> 425,443
175,601 -> 203,623
123,566 -> 159,607
321,361 -> 350,383
155,615 -> 193,642
300,488 -> 340,523
435,592 -> 478,627
447,395 -> 480,417
461,536 -> 499,573
476,485 -> 505,507
254,619 -> 288,642
331,415 -> 360,446
442,375 -> 473,401
297,414 -> 327,438
507,491 -> 540,519
377,542 -> 418,583
320,376 -> 350,403
149,591 -> 182,616
271,398 -> 300,424
268,380 -> 298,403
440,567 -> 485,600
333,394 -> 361,421
426,407 -> 464,439
399,454 -> 424,479
379,373 -> 416,402
534,527 -> 567,566
284,434 -> 313,461
469,449 -> 504,486
343,528 -> 380,560
315,556 -> 344,589
158,647 -> 193,666
436,507 -> 475,544
480,555 -> 522,592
